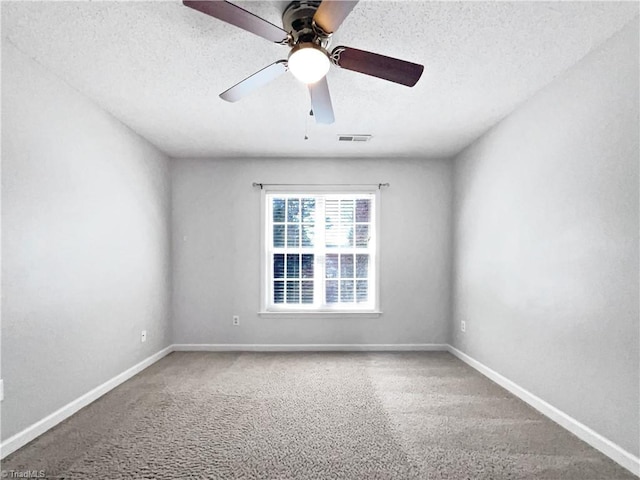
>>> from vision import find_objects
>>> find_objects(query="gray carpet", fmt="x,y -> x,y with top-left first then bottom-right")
3,352 -> 636,479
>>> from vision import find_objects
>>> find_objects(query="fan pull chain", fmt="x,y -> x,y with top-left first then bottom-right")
304,108 -> 313,140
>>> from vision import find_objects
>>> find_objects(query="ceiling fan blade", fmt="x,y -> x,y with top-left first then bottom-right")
313,0 -> 358,34
183,1 -> 289,44
220,60 -> 288,102
332,46 -> 424,87
308,76 -> 335,124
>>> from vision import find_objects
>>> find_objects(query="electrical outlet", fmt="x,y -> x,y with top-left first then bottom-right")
460,321 -> 466,333
233,315 -> 240,326
141,330 -> 147,342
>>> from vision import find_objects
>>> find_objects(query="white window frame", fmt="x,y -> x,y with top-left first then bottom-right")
259,185 -> 381,317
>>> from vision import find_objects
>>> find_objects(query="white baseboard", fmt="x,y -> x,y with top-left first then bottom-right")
447,345 -> 640,477
172,343 -> 449,352
0,345 -> 173,459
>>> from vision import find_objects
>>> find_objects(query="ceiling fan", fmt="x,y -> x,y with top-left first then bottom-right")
183,0 -> 424,124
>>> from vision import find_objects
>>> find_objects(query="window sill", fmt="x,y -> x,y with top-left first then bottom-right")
258,311 -> 383,319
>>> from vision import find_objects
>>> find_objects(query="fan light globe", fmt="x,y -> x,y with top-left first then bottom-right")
288,43 -> 330,84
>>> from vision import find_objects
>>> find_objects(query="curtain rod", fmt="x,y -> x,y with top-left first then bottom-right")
252,182 -> 390,189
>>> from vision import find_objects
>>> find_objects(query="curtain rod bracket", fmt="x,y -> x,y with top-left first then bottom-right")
252,182 -> 264,189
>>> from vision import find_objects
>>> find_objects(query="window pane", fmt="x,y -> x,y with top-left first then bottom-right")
356,280 -> 368,303
326,254 -> 339,278
328,225 -> 353,248
273,198 -> 285,222
301,281 -> 314,304
286,254 -> 299,278
287,198 -> 300,222
301,225 -> 315,247
343,225 -> 354,248
286,281 -> 300,303
287,224 -> 299,247
301,198 -> 315,223
274,281 -> 284,303
340,254 -> 354,278
274,254 -> 285,279
355,225 -> 369,248
325,199 -> 339,218
273,225 -> 285,247
340,280 -> 354,302
356,254 -> 369,279
340,199 -> 354,223
302,254 -> 314,278
325,200 -> 339,247
356,199 -> 370,222
325,225 -> 338,247
326,280 -> 338,303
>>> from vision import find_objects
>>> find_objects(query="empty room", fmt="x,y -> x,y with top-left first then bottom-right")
1,1 -> 638,479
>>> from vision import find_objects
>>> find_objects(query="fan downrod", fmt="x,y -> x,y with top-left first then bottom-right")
282,1 -> 330,49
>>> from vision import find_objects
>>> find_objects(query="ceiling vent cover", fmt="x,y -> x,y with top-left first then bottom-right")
338,134 -> 372,142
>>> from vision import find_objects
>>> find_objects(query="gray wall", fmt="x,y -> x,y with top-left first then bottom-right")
1,42 -> 173,440
452,20 -> 639,456
171,157 -> 453,345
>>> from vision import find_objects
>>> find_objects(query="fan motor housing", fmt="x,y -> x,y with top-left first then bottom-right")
282,1 -> 329,48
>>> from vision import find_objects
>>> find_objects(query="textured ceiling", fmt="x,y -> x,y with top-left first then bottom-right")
2,1 -> 638,159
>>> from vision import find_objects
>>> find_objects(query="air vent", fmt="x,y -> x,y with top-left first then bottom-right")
338,134 -> 372,142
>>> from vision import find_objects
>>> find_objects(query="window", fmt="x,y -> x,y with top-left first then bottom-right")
261,188 -> 379,314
